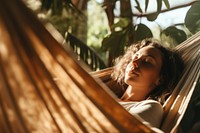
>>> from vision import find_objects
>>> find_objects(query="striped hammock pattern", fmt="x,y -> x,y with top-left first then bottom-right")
0,0 -> 152,133
161,31 -> 200,133
0,0 -> 199,133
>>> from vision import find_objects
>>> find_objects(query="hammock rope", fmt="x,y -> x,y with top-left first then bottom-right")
161,31 -> 200,133
0,0 -> 199,133
0,0 -> 153,132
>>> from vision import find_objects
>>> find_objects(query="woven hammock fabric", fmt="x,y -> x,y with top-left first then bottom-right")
0,0 -> 153,133
0,0 -> 200,133
161,31 -> 200,132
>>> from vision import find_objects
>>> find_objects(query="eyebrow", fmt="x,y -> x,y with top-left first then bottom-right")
133,52 -> 158,64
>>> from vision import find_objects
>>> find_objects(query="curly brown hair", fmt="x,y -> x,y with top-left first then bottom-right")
111,38 -> 184,104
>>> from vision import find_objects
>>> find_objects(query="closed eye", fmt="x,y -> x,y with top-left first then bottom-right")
144,57 -> 153,63
142,56 -> 156,66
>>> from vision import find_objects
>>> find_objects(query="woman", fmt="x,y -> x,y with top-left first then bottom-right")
111,38 -> 184,128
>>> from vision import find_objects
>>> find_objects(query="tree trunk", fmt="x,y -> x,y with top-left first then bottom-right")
103,0 -> 115,32
120,0 -> 132,19
71,0 -> 88,43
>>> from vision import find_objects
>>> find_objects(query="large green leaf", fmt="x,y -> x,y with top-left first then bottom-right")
102,30 -> 128,57
146,0 -> 161,21
135,0 -> 143,13
160,26 -> 187,46
145,0 -> 149,12
133,23 -> 153,43
163,0 -> 170,9
185,0 -> 200,34
157,0 -> 162,13
147,12 -> 159,21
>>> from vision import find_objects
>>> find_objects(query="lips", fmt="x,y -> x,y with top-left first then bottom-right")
128,69 -> 139,76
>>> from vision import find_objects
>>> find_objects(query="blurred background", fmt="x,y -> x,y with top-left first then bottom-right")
23,0 -> 200,70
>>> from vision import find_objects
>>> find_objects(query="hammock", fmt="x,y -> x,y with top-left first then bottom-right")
0,0 -> 152,133
160,30 -> 200,132
0,0 -> 199,133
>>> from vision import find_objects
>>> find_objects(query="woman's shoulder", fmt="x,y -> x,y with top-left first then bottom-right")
139,99 -> 162,105
130,100 -> 163,128
132,99 -> 163,111
135,100 -> 163,112
119,99 -> 162,112
119,99 -> 163,127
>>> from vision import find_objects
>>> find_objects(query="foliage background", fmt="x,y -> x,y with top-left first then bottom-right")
24,0 -> 200,68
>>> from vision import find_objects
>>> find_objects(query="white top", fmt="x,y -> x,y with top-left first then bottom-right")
119,100 -> 163,128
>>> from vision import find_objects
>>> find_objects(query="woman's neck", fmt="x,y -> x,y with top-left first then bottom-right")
120,86 -> 147,102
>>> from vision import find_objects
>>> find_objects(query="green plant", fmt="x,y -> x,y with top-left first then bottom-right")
29,0 -> 200,68
102,0 -> 200,66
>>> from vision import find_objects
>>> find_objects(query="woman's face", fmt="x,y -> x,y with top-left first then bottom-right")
124,46 -> 163,92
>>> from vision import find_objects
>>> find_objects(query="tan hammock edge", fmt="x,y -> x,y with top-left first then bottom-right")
0,0 -> 199,133
0,0 -> 155,133
160,31 -> 200,132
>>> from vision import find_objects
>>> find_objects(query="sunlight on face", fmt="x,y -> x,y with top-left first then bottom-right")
124,46 -> 163,92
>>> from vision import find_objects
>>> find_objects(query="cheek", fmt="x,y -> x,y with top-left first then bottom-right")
142,69 -> 160,81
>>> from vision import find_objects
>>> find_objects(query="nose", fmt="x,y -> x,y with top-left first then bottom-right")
131,59 -> 139,68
